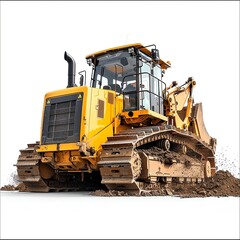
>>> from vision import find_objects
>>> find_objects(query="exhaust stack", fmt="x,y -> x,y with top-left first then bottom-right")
64,51 -> 76,88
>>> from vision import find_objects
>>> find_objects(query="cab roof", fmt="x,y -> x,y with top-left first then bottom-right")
85,43 -> 171,70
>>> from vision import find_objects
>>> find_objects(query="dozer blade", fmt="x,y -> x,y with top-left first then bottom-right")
192,103 -> 216,150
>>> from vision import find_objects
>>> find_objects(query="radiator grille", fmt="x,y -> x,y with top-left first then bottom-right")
47,100 -> 76,141
42,93 -> 83,144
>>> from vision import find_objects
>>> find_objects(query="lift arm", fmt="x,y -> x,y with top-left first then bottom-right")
165,77 -> 196,130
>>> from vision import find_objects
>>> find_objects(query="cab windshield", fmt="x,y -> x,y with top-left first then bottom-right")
90,47 -> 166,115
91,49 -> 137,93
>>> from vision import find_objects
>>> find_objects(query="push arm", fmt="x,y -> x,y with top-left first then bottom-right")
165,77 -> 196,129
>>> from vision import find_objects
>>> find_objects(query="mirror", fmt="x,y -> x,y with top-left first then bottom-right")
79,75 -> 84,86
78,70 -> 86,86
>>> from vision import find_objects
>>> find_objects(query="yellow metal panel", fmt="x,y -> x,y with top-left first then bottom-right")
121,109 -> 168,122
44,86 -> 88,100
38,144 -> 80,153
37,144 -> 57,152
84,88 -> 115,140
82,88 -> 124,159
59,143 -> 80,151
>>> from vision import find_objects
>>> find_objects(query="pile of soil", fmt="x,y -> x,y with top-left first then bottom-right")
1,185 -> 16,191
170,170 -> 240,198
92,170 -> 240,197
1,182 -> 27,192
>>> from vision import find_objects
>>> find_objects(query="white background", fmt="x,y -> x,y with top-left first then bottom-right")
1,192 -> 240,239
1,1 -> 239,239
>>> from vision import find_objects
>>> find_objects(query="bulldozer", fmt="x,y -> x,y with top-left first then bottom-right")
16,43 -> 217,193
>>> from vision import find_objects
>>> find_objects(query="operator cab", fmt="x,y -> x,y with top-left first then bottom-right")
86,43 -> 171,124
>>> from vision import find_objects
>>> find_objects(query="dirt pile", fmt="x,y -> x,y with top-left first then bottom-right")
171,170 -> 240,197
91,170 -> 240,197
1,185 -> 16,191
1,182 -> 27,192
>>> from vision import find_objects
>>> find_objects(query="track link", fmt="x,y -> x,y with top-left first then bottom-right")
98,125 -> 216,194
15,142 -> 50,192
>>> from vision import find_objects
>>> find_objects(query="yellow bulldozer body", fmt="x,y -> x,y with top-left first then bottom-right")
36,85 -> 127,172
16,43 -> 217,192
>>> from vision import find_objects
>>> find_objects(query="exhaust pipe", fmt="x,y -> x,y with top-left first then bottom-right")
64,51 -> 76,88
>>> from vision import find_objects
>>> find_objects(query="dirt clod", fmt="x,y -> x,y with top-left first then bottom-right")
16,182 -> 28,192
166,188 -> 173,196
1,185 -> 16,191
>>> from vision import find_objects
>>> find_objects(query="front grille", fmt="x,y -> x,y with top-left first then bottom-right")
47,100 -> 76,141
42,93 -> 83,144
